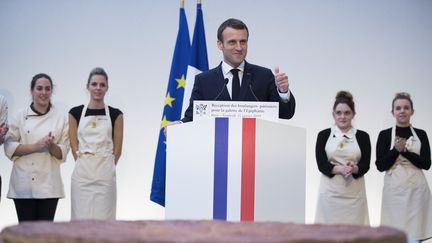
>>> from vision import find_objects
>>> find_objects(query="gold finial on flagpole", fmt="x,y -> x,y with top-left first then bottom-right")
180,0 -> 184,8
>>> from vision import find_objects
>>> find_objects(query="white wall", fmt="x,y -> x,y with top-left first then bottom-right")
1,0 -> 431,232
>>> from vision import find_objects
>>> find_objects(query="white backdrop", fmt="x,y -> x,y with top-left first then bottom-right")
1,0 -> 431,233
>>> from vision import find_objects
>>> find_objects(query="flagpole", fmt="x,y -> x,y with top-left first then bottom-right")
197,0 -> 201,4
181,0 -> 184,8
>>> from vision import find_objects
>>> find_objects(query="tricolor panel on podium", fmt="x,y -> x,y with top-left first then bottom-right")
166,116 -> 305,223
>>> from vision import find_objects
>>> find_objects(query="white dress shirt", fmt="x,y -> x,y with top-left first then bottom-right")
4,106 -> 69,198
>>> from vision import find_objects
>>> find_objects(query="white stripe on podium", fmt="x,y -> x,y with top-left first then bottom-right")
226,119 -> 243,221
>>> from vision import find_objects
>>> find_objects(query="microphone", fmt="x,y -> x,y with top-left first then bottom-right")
245,72 -> 259,101
214,78 -> 229,100
249,84 -> 259,101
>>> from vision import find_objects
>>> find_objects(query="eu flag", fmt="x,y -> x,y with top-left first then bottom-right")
150,5 -> 191,207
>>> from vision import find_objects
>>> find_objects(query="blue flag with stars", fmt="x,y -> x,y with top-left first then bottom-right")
150,6 -> 191,207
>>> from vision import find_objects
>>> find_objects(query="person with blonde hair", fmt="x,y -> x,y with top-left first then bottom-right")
376,92 -> 431,241
315,91 -> 370,225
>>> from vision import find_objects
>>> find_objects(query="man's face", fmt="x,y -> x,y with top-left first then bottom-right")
217,27 -> 248,68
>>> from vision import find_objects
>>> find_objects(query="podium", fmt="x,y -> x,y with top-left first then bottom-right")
166,118 -> 306,223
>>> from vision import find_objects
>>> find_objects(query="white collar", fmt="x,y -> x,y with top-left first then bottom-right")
26,105 -> 52,117
331,125 -> 356,139
221,60 -> 245,76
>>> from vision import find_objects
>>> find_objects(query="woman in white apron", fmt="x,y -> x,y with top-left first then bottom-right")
69,67 -> 123,220
376,92 -> 431,241
4,73 -> 69,222
315,91 -> 371,225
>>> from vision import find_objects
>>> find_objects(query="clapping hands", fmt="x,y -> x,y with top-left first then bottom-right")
35,132 -> 55,151
0,122 -> 8,144
394,136 -> 407,153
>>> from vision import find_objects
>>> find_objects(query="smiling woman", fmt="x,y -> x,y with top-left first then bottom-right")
68,67 -> 124,220
375,92 -> 432,241
3,73 -> 70,223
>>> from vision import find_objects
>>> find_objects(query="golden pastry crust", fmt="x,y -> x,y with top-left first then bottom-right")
0,220 -> 406,243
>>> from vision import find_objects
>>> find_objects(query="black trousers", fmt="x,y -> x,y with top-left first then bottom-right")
13,198 -> 59,223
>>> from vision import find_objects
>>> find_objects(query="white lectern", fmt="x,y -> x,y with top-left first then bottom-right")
166,118 -> 305,223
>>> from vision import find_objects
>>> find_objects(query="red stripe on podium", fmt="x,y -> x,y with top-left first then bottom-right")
241,118 -> 256,221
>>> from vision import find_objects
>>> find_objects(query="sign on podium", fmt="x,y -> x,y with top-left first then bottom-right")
166,102 -> 305,222
193,100 -> 279,121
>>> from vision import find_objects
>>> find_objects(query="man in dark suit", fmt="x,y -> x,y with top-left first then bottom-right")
181,18 -> 295,122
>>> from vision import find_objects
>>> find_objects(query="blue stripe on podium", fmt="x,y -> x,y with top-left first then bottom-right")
213,118 -> 229,220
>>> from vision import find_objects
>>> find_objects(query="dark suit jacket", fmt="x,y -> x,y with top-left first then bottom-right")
182,61 -> 296,122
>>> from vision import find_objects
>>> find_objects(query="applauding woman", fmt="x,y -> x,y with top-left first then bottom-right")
315,91 -> 371,225
69,67 -> 123,220
4,73 -> 69,222
376,92 -> 431,241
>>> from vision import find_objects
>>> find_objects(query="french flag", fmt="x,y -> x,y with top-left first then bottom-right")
214,118 -> 256,221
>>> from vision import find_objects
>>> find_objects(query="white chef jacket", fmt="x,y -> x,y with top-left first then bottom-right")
4,105 -> 69,198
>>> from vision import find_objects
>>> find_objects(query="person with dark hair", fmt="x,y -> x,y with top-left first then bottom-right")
181,18 -> 295,122
314,91 -> 370,225
3,73 -> 69,222
0,94 -> 8,203
376,92 -> 431,241
69,67 -> 123,220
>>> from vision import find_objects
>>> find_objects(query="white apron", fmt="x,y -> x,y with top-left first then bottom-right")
71,105 -> 116,220
315,127 -> 369,225
381,126 -> 432,240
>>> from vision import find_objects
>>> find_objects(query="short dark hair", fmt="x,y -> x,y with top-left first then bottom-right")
87,67 -> 108,86
217,18 -> 249,42
31,73 -> 53,91
333,90 -> 355,114
392,92 -> 413,112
